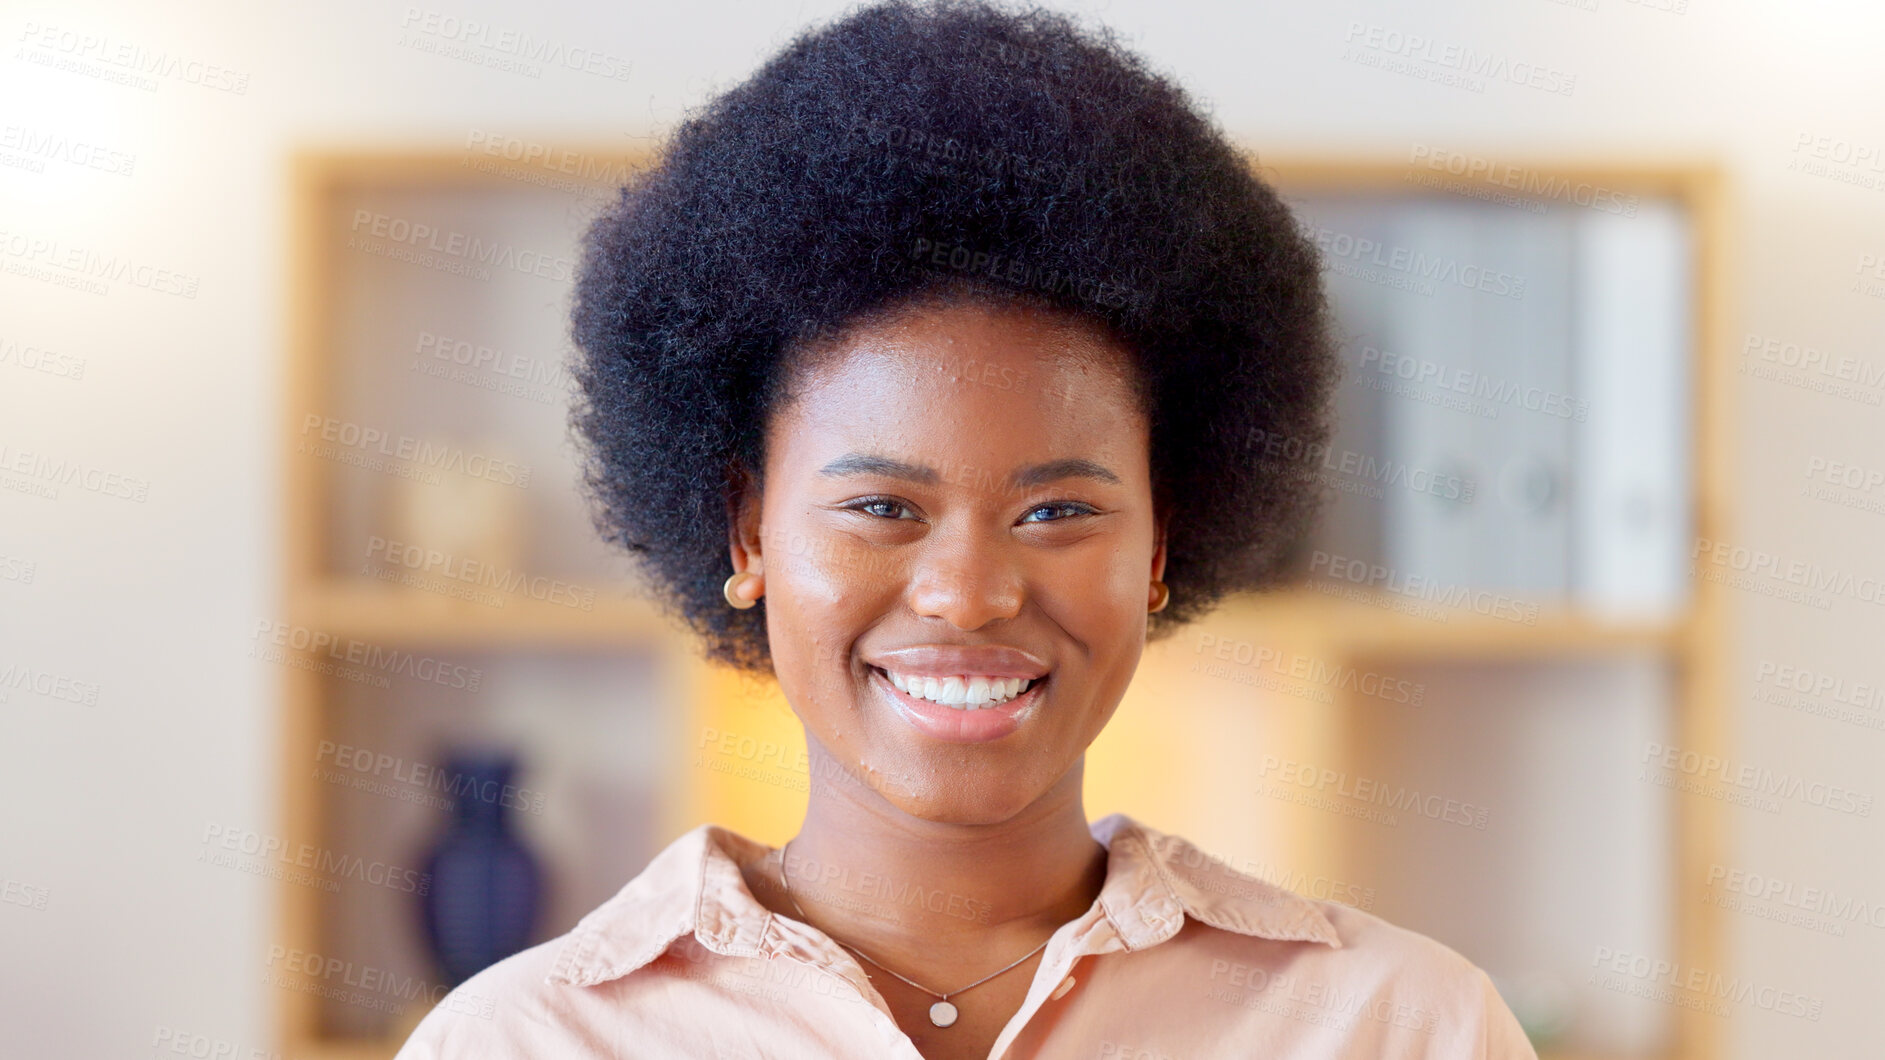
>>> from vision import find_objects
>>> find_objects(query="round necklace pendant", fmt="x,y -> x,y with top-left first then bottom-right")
928,1000 -> 959,1028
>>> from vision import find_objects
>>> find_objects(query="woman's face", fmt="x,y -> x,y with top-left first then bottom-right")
733,298 -> 1165,826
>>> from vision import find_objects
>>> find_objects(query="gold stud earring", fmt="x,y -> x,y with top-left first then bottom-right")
724,571 -> 761,610
1148,580 -> 1169,613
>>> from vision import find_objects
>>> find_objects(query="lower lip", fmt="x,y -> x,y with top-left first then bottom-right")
869,668 -> 1044,744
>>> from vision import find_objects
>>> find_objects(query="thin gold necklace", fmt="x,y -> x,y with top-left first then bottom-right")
775,840 -> 1050,1028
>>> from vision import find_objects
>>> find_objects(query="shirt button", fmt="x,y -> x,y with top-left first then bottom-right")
1050,975 -> 1076,1000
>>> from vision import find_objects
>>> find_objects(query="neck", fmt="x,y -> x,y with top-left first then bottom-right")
778,742 -> 1109,955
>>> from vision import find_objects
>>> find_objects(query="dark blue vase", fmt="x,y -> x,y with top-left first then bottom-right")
418,751 -> 544,986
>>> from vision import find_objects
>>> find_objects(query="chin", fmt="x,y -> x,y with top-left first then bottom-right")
859,756 -> 1052,826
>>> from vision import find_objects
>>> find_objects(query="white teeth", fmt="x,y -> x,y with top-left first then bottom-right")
884,670 -> 1034,710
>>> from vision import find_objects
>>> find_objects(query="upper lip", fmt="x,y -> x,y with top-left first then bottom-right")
865,644 -> 1050,680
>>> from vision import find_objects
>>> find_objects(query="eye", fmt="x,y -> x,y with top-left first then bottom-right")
844,495 -> 920,520
1019,501 -> 1099,524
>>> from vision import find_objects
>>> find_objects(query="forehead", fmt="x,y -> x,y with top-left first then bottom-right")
766,300 -> 1149,481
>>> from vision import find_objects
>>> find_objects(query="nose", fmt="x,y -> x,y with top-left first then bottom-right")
906,535 -> 1024,630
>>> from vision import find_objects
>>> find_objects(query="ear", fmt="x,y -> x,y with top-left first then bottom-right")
725,461 -> 765,578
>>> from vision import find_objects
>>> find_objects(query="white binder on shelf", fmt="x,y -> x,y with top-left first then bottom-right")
1569,201 -> 1692,621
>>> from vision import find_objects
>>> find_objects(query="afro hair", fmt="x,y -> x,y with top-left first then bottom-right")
569,0 -> 1338,674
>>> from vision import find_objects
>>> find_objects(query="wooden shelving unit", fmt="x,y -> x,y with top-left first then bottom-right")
275,148 -> 1729,1060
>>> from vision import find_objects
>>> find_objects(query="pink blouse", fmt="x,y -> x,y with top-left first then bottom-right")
396,813 -> 1538,1058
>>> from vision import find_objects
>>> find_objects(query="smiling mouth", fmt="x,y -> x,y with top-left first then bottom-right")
868,666 -> 1045,710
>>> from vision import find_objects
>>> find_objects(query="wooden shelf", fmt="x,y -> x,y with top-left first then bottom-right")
288,578 -> 678,649
1210,588 -> 1683,660
288,1037 -> 404,1060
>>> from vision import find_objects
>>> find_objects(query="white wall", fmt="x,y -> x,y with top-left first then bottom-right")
2,0 -> 1879,1055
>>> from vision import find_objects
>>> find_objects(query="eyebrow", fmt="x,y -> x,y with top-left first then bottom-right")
817,453 -> 1120,488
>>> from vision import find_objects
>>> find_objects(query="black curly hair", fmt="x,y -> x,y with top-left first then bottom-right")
569,0 -> 1338,674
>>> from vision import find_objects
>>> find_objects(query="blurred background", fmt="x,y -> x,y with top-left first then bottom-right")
1,1 -> 1881,1057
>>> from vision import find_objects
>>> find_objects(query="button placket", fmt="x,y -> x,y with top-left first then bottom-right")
984,932 -> 1097,1060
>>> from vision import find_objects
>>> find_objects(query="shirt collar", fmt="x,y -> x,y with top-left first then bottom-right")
547,812 -> 1339,988
1087,814 -> 1341,951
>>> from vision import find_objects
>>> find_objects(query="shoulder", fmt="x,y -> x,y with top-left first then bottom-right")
1313,899 -> 1504,1002
1246,901 -> 1537,1058
394,823 -> 731,1058
1112,817 -> 1537,1058
392,935 -> 572,1058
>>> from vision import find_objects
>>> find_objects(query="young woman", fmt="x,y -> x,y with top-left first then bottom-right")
400,2 -> 1537,1056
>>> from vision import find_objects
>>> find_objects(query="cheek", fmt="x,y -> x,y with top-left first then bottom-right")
1038,546 -> 1147,623
770,528 -> 901,614
761,539 -> 893,683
